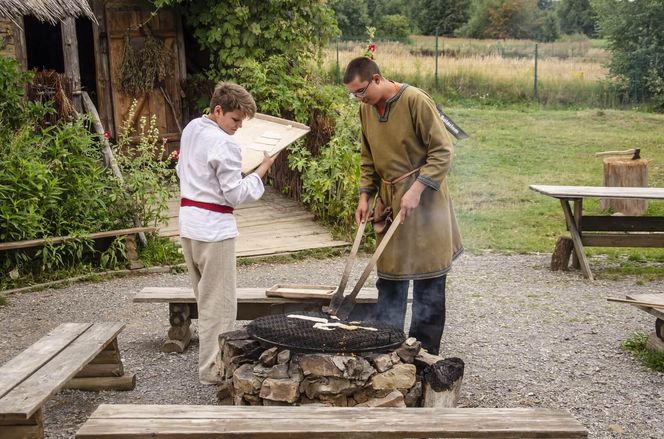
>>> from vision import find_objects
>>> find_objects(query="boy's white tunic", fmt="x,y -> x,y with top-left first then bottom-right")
177,115 -> 264,241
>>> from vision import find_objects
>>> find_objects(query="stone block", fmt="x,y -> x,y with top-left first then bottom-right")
396,338 -> 422,364
404,379 -> 422,407
267,363 -> 290,379
366,353 -> 393,373
300,376 -> 356,399
260,377 -> 300,403
370,363 -> 416,390
259,347 -> 279,367
319,393 -> 348,407
277,349 -> 291,364
299,354 -> 343,377
331,355 -> 376,382
233,363 -> 263,395
355,390 -> 406,407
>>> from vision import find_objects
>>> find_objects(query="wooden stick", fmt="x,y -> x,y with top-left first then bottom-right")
327,220 -> 368,311
606,297 -> 664,309
334,210 -> 402,320
81,91 -> 148,246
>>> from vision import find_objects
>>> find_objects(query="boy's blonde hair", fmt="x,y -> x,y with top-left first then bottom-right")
210,82 -> 256,118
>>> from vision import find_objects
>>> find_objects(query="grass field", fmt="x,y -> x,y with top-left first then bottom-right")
444,106 -> 664,277
323,37 -> 626,108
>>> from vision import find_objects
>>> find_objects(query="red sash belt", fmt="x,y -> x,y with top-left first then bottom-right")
180,198 -> 234,214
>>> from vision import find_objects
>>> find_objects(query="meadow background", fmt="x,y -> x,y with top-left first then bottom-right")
316,34 -> 664,279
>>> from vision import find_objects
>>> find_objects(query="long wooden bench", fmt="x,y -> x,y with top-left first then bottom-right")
134,286 -> 391,353
76,404 -> 588,438
0,226 -> 157,270
0,323 -> 135,438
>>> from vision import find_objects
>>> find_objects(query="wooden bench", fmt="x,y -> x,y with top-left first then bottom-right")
75,404 -> 587,438
529,185 -> 664,280
134,286 -> 389,353
0,226 -> 157,270
0,323 -> 135,438
626,293 -> 664,353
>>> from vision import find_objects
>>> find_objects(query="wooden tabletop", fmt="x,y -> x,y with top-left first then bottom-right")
529,185 -> 664,200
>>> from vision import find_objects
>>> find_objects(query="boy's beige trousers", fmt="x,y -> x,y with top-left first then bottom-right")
181,237 -> 236,384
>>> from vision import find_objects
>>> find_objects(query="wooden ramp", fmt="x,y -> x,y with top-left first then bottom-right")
160,188 -> 348,257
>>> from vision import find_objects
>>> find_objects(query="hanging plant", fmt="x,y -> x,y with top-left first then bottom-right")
118,33 -> 171,96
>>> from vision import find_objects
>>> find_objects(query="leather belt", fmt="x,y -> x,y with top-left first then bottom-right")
180,198 -> 234,214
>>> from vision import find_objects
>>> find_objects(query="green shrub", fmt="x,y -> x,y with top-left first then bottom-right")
623,331 -> 664,373
112,101 -> 178,228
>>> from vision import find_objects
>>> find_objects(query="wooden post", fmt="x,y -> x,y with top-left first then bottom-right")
65,338 -> 136,391
560,199 -> 594,280
163,303 -> 193,353
0,408 -> 43,438
422,357 -> 464,408
600,158 -> 649,215
12,18 -> 27,71
571,199 -> 583,269
61,17 -> 82,113
91,0 -> 115,132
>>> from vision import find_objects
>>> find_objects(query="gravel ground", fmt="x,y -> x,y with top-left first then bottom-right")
1,252 -> 662,438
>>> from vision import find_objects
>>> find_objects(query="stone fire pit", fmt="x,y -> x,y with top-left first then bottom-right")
217,328 -> 464,408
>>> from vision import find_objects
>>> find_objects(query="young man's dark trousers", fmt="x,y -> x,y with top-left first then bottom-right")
372,275 -> 446,355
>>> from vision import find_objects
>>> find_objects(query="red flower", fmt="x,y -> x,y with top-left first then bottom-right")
103,131 -> 112,139
368,43 -> 376,53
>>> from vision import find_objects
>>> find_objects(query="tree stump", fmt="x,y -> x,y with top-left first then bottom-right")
422,357 -> 464,408
551,236 -> 574,271
600,158 -> 648,215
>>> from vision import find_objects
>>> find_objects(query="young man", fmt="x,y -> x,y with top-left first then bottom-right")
177,82 -> 277,384
344,57 -> 463,355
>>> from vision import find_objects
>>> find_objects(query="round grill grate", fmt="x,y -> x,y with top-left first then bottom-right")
246,311 -> 406,353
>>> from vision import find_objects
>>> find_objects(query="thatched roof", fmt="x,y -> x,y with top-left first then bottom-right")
0,0 -> 97,25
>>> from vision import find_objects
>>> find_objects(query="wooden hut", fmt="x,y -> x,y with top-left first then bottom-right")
0,0 -> 186,153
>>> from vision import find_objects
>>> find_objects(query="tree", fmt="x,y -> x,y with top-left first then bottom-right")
592,0 -> 664,109
457,0 -> 543,40
414,0 -> 471,36
537,10 -> 560,42
375,14 -> 411,41
558,0 -> 596,37
330,0 -> 370,40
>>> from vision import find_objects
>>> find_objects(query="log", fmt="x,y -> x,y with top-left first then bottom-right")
65,373 -> 136,391
656,318 -> 663,340
551,236 -> 574,271
422,357 -> 464,408
75,363 -> 124,378
600,158 -> 649,215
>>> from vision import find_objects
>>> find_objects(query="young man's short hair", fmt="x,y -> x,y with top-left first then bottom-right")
343,57 -> 381,84
210,82 -> 257,118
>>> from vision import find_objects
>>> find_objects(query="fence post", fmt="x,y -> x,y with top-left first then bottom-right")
534,43 -> 539,103
336,37 -> 340,85
435,26 -> 440,89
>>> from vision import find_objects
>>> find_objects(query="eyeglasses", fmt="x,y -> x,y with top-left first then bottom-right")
350,80 -> 373,98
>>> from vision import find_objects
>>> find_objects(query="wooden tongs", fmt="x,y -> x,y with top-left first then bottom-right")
323,210 -> 402,320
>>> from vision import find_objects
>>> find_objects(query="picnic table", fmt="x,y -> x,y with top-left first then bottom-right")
529,185 -> 664,280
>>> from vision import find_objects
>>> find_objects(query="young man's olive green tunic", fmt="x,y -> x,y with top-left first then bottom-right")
359,84 -> 463,280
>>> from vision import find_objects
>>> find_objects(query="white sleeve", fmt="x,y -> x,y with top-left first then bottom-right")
208,140 -> 265,206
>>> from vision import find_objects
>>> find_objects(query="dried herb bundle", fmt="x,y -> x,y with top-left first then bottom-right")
118,34 -> 171,96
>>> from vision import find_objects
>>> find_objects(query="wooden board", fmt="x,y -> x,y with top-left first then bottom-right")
265,284 -> 337,299
76,405 -> 587,438
0,323 -> 124,420
234,113 -> 310,174
134,287 -> 384,304
529,185 -> 664,200
626,293 -> 664,320
0,323 -> 91,400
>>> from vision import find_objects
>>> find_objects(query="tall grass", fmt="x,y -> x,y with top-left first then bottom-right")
322,38 -> 626,108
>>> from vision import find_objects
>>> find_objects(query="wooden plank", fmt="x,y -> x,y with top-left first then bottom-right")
76,405 -> 587,438
265,284 -> 337,299
0,323 -> 92,400
12,19 -> 27,71
0,323 -> 124,420
581,216 -> 664,232
581,233 -> 664,248
0,227 -> 156,251
530,185 -> 664,200
626,294 -> 664,320
560,199 -> 594,280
